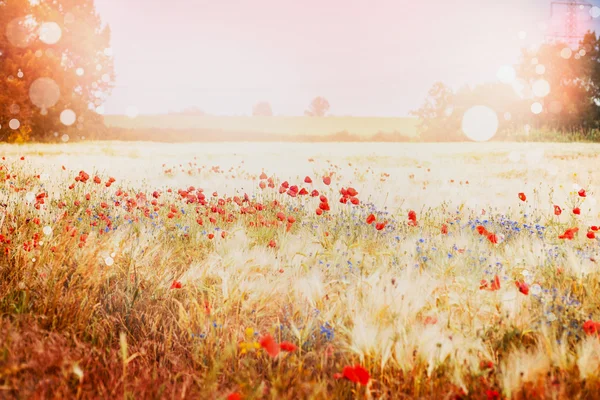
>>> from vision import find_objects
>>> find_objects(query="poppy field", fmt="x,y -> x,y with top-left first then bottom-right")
1,141 -> 600,399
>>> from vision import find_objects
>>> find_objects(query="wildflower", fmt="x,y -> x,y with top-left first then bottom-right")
408,210 -> 418,226
366,214 -> 376,224
583,320 -> 600,336
335,364 -> 370,386
304,176 -> 312,183
573,207 -> 581,215
587,231 -> 596,239
579,189 -> 587,197
375,221 -> 386,231
323,176 -> 331,185
518,192 -> 526,202
515,280 -> 529,295
554,205 -> 562,216
279,341 -> 297,352
441,224 -> 448,234
259,334 -> 280,357
170,281 -> 182,289
558,227 -> 578,240
228,393 -> 242,400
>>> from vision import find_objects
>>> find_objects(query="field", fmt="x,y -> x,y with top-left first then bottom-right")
1,141 -> 600,399
104,115 -> 419,138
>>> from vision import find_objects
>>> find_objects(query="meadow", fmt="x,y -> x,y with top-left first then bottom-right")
1,141 -> 600,399
104,115 -> 419,139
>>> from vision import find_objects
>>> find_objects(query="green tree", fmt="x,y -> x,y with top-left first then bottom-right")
0,0 -> 114,142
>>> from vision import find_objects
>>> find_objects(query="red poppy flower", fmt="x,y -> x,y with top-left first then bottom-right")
518,192 -> 526,202
486,389 -> 500,400
588,231 -> 596,239
375,221 -> 387,231
227,393 -> 242,400
366,214 -> 376,225
319,202 -> 330,211
579,189 -> 587,197
573,207 -> 581,215
592,226 -> 599,231
350,197 -> 359,205
441,224 -> 448,234
268,239 -> 277,248
583,320 -> 600,336
340,364 -> 370,386
316,208 -> 323,216
515,281 -> 529,295
558,227 -> 579,240
259,334 -> 280,357
490,275 -> 501,291
323,176 -> 331,185
476,225 -> 488,235
311,189 -> 319,197
279,341 -> 297,352
170,280 -> 182,289
259,172 -> 268,180
554,205 -> 562,216
487,233 -> 498,244
304,176 -> 312,184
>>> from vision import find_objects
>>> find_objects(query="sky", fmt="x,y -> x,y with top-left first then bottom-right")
93,0 -> 600,117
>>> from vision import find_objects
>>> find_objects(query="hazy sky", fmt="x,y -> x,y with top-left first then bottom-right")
94,0 -> 600,116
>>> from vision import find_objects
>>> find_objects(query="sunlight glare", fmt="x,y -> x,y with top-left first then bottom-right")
461,106 -> 499,142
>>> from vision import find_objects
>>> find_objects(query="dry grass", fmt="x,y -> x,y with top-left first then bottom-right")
1,141 -> 600,399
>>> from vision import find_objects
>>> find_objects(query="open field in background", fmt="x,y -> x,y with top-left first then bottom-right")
1,142 -> 600,399
104,115 -> 419,139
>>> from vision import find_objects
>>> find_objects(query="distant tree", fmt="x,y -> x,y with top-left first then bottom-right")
410,82 -> 461,141
252,101 -> 273,116
0,0 -> 114,142
412,81 -> 526,141
305,96 -> 330,117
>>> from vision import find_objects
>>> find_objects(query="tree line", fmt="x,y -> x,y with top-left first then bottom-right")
411,32 -> 600,141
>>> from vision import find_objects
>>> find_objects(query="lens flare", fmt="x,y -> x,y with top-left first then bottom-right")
29,78 -> 61,110
461,106 -> 499,142
39,22 -> 62,44
532,79 -> 550,98
60,109 -> 77,126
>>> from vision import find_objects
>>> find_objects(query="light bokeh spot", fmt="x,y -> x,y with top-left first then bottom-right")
60,109 -> 77,126
461,106 -> 499,142
9,119 -> 20,130
531,102 -> 543,114
29,77 -> 61,110
39,22 -> 62,44
532,79 -> 550,98
6,17 -> 37,48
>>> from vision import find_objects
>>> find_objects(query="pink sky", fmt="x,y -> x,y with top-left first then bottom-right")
94,0 -> 598,116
